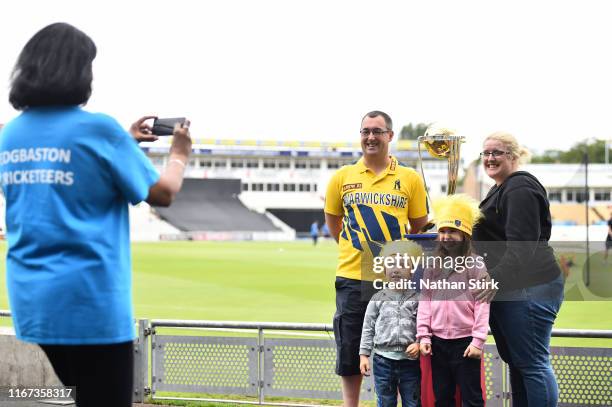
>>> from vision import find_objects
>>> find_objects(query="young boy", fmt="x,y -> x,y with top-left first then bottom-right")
359,241 -> 422,407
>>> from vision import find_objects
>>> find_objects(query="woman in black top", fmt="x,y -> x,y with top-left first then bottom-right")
472,131 -> 564,407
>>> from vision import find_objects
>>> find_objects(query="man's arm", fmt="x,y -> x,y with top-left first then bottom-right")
325,213 -> 343,243
408,216 -> 428,234
407,172 -> 429,234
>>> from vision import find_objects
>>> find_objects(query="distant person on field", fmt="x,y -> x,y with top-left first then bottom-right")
1,22 -> 191,407
324,110 -> 428,407
311,220 -> 320,245
321,222 -> 330,238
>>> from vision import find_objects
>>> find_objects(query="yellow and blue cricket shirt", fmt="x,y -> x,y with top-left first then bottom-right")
324,156 -> 428,281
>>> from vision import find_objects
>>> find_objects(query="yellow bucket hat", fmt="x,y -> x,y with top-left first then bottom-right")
432,194 -> 482,236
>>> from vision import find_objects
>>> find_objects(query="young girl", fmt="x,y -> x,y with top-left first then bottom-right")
417,194 -> 489,407
360,240 -> 423,407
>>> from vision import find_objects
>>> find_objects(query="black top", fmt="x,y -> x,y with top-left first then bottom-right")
472,171 -> 561,290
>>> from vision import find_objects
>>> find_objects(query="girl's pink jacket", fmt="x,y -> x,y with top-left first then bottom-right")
416,255 -> 491,349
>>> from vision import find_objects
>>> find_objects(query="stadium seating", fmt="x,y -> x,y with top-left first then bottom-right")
153,179 -> 280,232
129,202 -> 180,241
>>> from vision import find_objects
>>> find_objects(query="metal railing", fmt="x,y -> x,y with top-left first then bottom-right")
146,319 -> 375,407
1,311 -> 611,406
144,320 -> 612,407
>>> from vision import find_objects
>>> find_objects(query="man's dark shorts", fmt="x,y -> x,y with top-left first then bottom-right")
333,277 -> 375,376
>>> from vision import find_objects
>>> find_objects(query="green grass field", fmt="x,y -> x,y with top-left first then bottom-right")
0,240 -> 611,348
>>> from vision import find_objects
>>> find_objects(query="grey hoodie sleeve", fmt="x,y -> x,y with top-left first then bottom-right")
359,300 -> 380,356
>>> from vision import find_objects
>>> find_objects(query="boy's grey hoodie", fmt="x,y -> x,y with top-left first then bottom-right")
359,289 -> 418,356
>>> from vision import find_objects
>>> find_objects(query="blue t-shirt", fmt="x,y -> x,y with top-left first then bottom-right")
0,106 -> 160,345
310,223 -> 319,236
321,223 -> 329,235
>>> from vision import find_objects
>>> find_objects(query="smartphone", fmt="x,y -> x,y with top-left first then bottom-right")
151,117 -> 186,136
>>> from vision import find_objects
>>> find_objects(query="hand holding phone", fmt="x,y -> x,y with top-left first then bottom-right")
152,117 -> 187,136
130,115 -> 159,142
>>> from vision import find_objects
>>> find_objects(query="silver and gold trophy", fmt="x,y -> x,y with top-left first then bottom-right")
417,124 -> 465,196
416,125 -> 464,234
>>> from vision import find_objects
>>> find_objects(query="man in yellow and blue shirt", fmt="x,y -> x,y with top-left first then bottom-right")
324,111 -> 428,407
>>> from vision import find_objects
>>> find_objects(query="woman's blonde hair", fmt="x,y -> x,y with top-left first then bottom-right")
485,131 -> 531,164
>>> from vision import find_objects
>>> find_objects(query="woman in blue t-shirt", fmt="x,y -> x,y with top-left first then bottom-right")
1,22 -> 192,407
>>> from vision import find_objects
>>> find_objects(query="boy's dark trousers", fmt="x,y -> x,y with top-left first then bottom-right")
430,336 -> 484,407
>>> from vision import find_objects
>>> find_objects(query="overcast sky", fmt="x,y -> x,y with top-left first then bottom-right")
1,0 -> 611,162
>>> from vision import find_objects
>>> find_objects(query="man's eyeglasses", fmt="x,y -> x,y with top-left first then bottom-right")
480,150 -> 510,158
360,128 -> 390,136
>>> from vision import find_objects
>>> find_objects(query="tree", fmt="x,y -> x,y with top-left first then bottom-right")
399,122 -> 429,140
531,138 -> 609,164
530,150 -> 562,163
